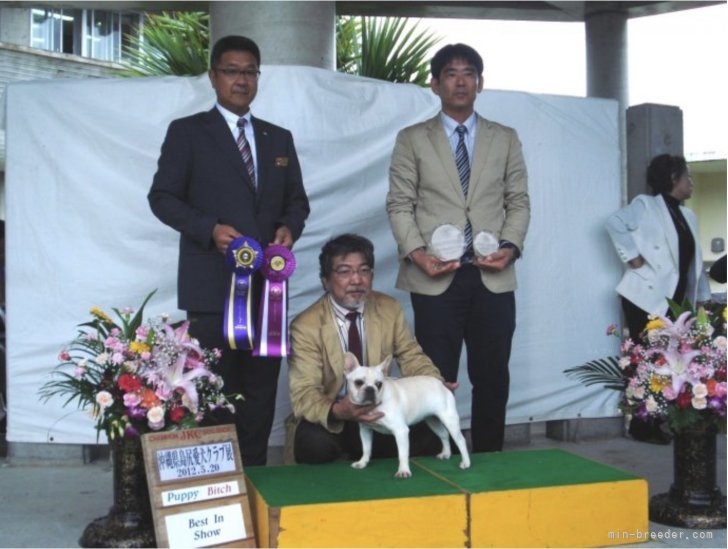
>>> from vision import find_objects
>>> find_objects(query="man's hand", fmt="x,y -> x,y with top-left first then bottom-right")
410,248 -> 460,278
474,247 -> 514,272
331,395 -> 384,424
443,381 -> 459,393
271,226 -> 294,248
212,223 -> 243,254
628,255 -> 645,269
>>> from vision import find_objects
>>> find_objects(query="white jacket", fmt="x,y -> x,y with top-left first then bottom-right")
605,194 -> 711,315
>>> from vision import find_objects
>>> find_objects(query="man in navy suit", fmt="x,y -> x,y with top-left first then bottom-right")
149,36 -> 310,465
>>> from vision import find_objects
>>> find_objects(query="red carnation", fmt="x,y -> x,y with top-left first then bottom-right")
676,391 -> 692,409
117,373 -> 142,392
169,406 -> 186,423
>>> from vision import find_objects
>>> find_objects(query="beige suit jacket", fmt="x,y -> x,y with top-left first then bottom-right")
287,291 -> 442,434
387,114 -> 530,295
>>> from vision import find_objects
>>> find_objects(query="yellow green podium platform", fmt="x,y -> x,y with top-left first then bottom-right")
245,448 -> 648,548
417,449 -> 649,547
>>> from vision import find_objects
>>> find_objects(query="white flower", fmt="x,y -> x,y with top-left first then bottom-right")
692,383 -> 708,399
619,356 -> 631,369
714,336 -> 727,350
74,358 -> 88,379
95,352 -> 109,365
692,397 -> 707,410
633,386 -> 645,399
95,391 -> 114,410
645,396 -> 659,413
147,406 -> 165,430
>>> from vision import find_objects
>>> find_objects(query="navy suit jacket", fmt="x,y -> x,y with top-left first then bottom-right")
149,107 -> 310,312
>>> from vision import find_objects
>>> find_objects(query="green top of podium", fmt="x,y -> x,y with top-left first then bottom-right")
246,457 -> 462,507
416,449 -> 640,492
245,449 -> 640,508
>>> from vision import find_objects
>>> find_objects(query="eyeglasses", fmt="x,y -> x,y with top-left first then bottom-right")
332,266 -> 374,279
215,68 -> 261,80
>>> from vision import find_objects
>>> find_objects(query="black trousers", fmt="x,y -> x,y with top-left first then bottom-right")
411,264 -> 515,453
187,312 -> 280,466
621,297 -> 650,342
293,418 -> 443,465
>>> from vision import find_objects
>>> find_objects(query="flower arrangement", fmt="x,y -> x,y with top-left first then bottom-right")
566,301 -> 726,434
40,291 -> 237,440
619,305 -> 726,434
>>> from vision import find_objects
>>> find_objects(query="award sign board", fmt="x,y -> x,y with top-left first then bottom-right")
141,425 -> 256,548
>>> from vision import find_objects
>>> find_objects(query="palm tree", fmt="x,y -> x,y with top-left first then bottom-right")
120,12 -> 439,86
338,16 -> 441,86
119,11 -> 209,77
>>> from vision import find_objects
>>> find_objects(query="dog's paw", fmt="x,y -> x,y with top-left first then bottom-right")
436,451 -> 452,460
459,460 -> 471,470
351,460 -> 368,469
394,469 -> 412,479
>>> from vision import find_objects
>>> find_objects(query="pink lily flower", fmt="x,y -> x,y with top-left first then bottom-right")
158,352 -> 212,413
653,346 -> 702,394
659,311 -> 696,342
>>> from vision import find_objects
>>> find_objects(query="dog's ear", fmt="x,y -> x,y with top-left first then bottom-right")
381,355 -> 393,376
344,352 -> 360,374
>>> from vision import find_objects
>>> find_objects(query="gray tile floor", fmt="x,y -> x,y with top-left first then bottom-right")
0,433 -> 725,548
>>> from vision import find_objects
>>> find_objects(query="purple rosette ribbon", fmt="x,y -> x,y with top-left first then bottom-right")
253,245 -> 296,357
224,237 -> 263,350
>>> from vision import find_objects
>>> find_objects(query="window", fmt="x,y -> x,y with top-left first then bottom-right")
30,8 -> 142,62
31,8 -> 77,55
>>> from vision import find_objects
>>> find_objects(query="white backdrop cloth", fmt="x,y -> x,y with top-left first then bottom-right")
5,67 -> 623,445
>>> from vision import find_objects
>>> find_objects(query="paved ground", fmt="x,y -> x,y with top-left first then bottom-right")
0,433 -> 725,548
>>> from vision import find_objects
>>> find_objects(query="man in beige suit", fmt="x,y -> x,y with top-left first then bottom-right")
287,234 -> 448,464
387,44 -> 530,452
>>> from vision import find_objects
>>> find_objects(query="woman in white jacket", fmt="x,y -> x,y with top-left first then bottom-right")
606,154 -> 711,443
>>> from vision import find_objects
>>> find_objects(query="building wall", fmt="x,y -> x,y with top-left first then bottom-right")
0,42 -> 122,217
687,162 -> 727,294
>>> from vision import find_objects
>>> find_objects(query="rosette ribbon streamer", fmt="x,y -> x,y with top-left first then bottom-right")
254,245 -> 296,357
224,237 -> 263,350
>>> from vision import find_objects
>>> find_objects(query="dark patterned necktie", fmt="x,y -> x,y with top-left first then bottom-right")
455,125 -> 473,251
345,311 -> 363,364
236,117 -> 256,187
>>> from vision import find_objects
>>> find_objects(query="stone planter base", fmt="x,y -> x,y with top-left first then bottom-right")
649,428 -> 726,529
79,438 -> 155,548
650,492 -> 726,529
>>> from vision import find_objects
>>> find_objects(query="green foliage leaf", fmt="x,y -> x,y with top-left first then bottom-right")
336,16 -> 441,86
336,16 -> 361,74
563,356 -> 626,391
667,297 -> 694,319
119,12 -> 209,77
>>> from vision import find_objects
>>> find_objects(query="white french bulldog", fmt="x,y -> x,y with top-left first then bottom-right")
344,352 -> 471,478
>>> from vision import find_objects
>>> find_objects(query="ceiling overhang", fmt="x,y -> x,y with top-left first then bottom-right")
15,1 -> 724,22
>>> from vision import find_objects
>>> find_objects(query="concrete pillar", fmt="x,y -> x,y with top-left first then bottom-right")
0,7 -> 32,46
585,9 -> 628,106
208,1 -> 335,69
585,7 -> 629,202
626,103 -> 683,200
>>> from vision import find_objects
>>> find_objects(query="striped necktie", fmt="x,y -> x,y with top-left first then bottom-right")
455,125 -> 473,251
236,117 -> 256,187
